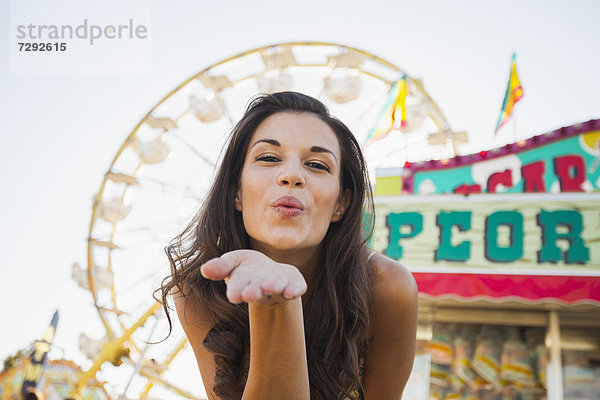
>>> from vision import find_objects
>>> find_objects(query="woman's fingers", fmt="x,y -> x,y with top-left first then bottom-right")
261,276 -> 287,295
241,283 -> 263,303
200,258 -> 233,281
231,276 -> 289,303
200,249 -> 307,303
225,267 -> 252,303
200,250 -> 252,280
283,276 -> 307,299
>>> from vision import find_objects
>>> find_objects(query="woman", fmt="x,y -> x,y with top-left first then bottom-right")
158,91 -> 418,400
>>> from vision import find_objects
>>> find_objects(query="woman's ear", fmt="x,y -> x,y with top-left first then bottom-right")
331,189 -> 351,222
234,190 -> 242,212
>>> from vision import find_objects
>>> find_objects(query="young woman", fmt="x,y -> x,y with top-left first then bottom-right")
158,91 -> 418,400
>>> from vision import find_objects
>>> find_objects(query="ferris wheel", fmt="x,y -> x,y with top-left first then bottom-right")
70,41 -> 458,400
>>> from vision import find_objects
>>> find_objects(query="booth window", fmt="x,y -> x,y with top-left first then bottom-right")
560,313 -> 600,400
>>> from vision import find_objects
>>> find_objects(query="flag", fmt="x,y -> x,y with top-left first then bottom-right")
495,53 -> 524,134
364,78 -> 408,146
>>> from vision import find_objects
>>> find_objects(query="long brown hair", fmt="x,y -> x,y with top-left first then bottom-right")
158,91 -> 375,399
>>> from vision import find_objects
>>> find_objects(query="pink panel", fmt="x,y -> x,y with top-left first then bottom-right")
413,272 -> 600,304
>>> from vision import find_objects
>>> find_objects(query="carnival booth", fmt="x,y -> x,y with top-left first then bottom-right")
372,120 -> 600,400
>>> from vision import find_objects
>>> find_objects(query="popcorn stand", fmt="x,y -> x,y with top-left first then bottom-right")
371,120 -> 600,399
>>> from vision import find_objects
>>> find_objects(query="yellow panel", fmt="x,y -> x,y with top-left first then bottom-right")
374,176 -> 403,196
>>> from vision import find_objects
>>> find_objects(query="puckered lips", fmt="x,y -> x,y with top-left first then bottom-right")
271,195 -> 305,218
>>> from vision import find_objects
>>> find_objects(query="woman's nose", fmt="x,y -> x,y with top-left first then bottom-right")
278,161 -> 305,187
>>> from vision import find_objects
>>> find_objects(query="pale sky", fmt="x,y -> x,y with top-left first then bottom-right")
1,0 -> 599,398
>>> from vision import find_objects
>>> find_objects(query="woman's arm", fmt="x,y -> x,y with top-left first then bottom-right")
175,250 -> 310,400
362,253 -> 418,400
244,298 -> 309,399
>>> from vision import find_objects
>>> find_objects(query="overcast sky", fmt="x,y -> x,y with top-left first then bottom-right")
1,0 -> 599,397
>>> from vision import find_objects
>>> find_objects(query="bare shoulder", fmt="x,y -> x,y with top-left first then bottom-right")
369,252 -> 418,309
362,253 -> 418,398
172,286 -> 215,354
173,285 -> 213,328
172,286 -> 217,399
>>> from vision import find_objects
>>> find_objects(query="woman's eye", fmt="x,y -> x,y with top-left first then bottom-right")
306,161 -> 330,172
256,154 -> 280,162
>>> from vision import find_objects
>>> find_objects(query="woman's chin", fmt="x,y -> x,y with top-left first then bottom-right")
265,239 -> 304,251
250,236 -> 312,253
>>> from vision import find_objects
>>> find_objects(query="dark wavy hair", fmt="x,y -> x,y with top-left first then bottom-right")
158,91 -> 375,399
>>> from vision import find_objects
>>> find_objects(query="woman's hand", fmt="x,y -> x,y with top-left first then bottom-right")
200,249 -> 307,304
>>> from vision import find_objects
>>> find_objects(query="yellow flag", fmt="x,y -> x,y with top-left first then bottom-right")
495,53 -> 524,134
365,78 -> 408,146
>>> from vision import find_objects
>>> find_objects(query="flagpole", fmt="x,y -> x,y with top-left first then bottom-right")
513,108 -> 517,142
511,52 -> 517,144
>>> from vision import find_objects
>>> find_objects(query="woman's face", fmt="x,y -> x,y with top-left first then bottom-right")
235,112 -> 348,253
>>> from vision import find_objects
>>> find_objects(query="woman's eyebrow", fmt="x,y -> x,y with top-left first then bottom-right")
310,146 -> 337,162
251,139 -> 337,161
251,138 -> 280,148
